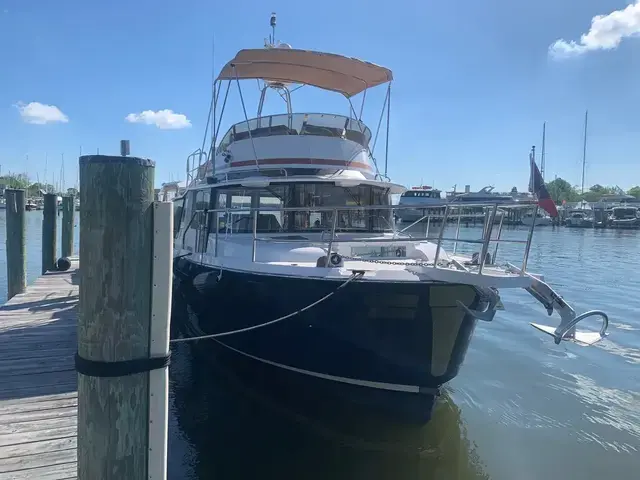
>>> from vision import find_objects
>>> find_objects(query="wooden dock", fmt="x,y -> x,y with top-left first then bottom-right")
0,260 -> 79,479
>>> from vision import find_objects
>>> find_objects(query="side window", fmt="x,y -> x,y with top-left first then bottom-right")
228,190 -> 252,233
181,193 -> 193,232
215,192 -> 228,230
258,190 -> 285,233
189,189 -> 211,230
173,197 -> 185,238
371,187 -> 392,232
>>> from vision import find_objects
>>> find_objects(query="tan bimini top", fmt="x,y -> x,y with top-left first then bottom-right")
217,48 -> 393,98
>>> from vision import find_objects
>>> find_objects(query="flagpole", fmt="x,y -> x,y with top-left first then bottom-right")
541,122 -> 546,181
581,110 -> 588,196
523,145 -> 538,273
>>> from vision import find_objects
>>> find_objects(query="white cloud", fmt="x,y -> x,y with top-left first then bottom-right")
550,1 -> 640,59
15,101 -> 69,124
125,109 -> 191,130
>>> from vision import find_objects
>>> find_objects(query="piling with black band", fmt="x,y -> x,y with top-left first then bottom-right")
78,154 -> 157,479
75,352 -> 171,378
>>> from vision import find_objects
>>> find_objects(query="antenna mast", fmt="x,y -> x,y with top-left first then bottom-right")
581,110 -> 588,195
270,12 -> 277,46
541,122 -> 546,181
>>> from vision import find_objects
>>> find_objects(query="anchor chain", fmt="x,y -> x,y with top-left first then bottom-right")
338,254 -> 443,268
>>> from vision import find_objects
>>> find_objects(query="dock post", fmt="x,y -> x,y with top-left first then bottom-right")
5,189 -> 26,299
77,155 -> 172,480
42,192 -> 58,274
61,195 -> 75,257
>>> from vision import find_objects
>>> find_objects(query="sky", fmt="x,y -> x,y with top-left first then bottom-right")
0,0 -> 639,193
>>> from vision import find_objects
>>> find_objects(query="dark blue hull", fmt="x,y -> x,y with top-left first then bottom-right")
173,256 -> 484,424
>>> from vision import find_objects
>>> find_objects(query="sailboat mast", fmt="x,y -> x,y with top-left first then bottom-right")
581,110 -> 588,195
540,122 -> 546,181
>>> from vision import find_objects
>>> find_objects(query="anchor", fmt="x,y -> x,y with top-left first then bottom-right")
507,263 -> 609,346
456,287 -> 503,322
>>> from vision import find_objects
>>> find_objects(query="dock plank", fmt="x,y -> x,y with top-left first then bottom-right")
0,262 -> 79,479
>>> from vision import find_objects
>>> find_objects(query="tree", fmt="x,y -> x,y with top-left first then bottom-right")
0,174 -> 29,189
582,184 -> 625,202
628,186 -> 640,199
67,187 -> 78,196
546,177 -> 580,203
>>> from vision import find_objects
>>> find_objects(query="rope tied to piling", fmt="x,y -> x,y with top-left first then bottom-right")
170,270 -> 365,344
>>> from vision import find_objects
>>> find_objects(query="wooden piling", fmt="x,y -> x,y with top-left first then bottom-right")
61,194 -> 75,257
77,155 -> 171,480
5,188 -> 26,299
42,192 -> 58,274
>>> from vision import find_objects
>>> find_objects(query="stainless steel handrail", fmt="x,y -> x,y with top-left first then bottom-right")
177,201 -> 533,213
433,205 -> 451,266
478,204 -> 498,274
324,209 -> 339,267
178,201 -> 537,274
252,236 -> 528,245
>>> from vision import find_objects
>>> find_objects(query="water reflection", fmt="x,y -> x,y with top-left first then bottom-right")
168,289 -> 489,480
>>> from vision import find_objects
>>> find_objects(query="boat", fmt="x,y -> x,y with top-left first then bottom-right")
157,181 -> 186,202
564,201 -> 594,228
395,186 -> 446,223
447,185 -> 514,204
172,14 -> 609,425
25,199 -> 37,211
446,185 -> 515,225
609,206 -> 639,229
521,211 -> 553,226
564,111 -> 595,229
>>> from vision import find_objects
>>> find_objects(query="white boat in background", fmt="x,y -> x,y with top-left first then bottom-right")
522,211 -> 552,226
609,206 -> 639,229
395,186 -> 446,222
565,201 -> 594,228
158,181 -> 186,202
447,185 -> 514,204
171,14 -> 610,425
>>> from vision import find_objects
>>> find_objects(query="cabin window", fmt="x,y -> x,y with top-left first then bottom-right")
216,189 -> 256,234
180,193 -> 193,232
401,190 -> 441,199
212,192 -> 228,230
211,183 -> 392,234
172,197 -> 185,238
189,189 -> 211,230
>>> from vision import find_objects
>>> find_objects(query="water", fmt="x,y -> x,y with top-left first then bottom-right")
1,213 -> 638,479
0,210 -> 80,304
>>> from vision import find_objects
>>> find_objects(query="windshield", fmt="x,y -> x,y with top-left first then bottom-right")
613,208 -> 637,217
400,190 -> 441,199
217,113 -> 372,153
210,182 -> 393,234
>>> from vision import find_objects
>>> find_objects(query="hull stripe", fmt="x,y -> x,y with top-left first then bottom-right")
215,338 -> 436,394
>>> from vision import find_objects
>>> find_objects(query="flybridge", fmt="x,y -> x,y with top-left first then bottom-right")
185,14 -> 394,188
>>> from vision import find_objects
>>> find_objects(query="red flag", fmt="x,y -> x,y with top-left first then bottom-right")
529,148 -> 558,217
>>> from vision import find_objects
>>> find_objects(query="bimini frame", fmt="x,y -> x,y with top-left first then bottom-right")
188,45 -> 395,186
